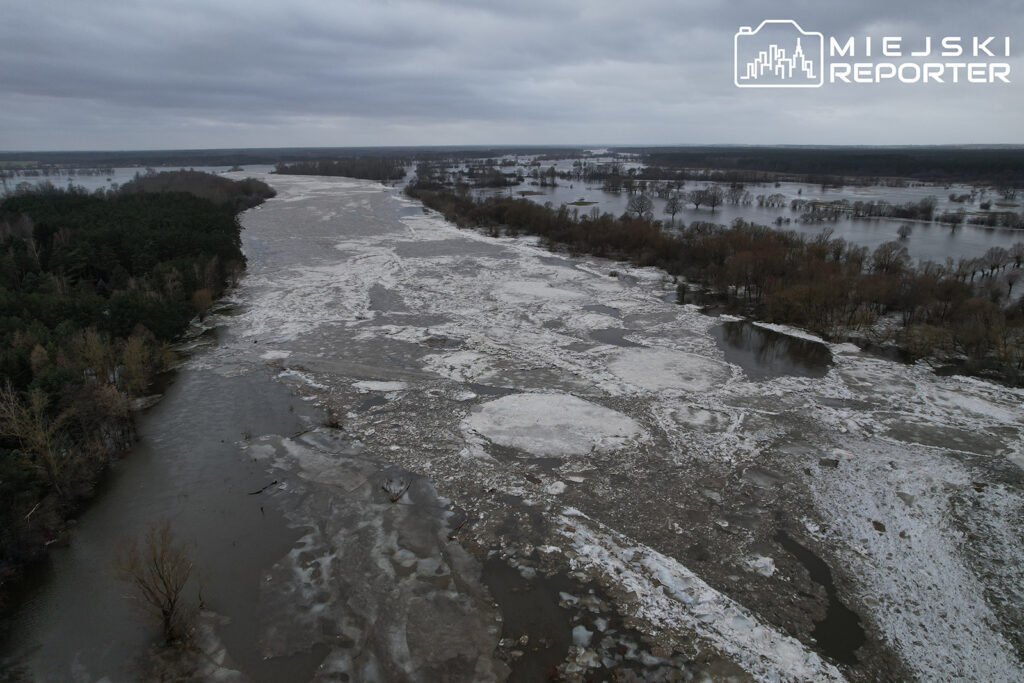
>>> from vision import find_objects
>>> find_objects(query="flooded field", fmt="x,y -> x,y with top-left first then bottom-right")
3,174 -> 1023,681
477,172 -> 1024,262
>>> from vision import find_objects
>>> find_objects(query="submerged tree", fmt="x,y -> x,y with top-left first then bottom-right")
117,521 -> 196,644
627,194 -> 653,220
705,185 -> 724,212
664,194 -> 682,225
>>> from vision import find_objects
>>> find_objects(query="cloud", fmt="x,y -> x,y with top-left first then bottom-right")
0,0 -> 1020,149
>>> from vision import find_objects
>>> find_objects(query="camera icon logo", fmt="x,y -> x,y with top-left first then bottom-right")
735,20 -> 824,88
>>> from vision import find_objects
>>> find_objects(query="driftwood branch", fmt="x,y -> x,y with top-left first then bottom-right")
247,480 -> 278,496
24,502 -> 41,521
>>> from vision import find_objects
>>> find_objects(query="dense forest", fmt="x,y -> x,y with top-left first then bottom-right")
405,184 -> 1024,383
0,172 -> 274,606
274,158 -> 408,182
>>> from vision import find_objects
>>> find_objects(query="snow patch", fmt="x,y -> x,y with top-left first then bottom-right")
752,321 -> 828,345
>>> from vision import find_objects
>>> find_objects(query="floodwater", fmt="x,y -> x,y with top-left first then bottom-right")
776,530 -> 865,666
709,320 -> 833,380
10,157 -> 1023,264
478,176 -> 1024,262
2,173 -> 1022,682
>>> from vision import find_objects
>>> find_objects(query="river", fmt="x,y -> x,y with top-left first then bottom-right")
3,174 -> 1023,681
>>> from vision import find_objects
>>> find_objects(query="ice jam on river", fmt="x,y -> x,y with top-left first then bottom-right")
10,173 -> 1024,681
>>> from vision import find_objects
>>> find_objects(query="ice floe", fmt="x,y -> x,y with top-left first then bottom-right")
462,392 -> 645,457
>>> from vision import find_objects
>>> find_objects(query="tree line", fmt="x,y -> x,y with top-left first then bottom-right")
405,183 -> 1023,384
0,172 -> 272,608
636,146 -> 1024,186
274,158 -> 408,182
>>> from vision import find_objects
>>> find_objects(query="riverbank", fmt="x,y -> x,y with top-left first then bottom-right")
0,172 -> 275,615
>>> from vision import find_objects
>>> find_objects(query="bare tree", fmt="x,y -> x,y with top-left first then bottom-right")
871,241 -> 910,274
627,194 -> 653,220
726,185 -> 746,205
687,188 -> 706,210
1010,242 -> 1024,268
705,185 -> 724,212
0,383 -> 70,500
663,194 -> 682,225
983,247 -> 1010,276
117,522 -> 196,644
1006,271 -> 1020,299
897,224 -> 912,240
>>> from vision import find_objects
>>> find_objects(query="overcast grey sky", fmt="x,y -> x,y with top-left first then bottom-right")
1,0 -> 1021,150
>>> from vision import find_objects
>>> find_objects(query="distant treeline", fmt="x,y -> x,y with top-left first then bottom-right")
7,146 -> 1024,187
274,158 -> 408,182
0,146 -> 588,170
0,167 -> 115,178
405,183 -> 1024,384
637,147 -> 1024,186
0,172 -> 271,604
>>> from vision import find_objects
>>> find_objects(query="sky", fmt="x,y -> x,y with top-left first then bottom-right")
1,0 -> 1021,151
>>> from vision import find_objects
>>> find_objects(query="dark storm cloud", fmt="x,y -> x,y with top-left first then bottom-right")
0,0 -> 1021,149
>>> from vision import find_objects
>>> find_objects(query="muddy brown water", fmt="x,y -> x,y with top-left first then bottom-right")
0,355 -> 321,681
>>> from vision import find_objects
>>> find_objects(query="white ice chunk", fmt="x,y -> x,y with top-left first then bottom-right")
463,393 -> 644,457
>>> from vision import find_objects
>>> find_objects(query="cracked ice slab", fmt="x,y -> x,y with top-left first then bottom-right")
462,392 -> 645,457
